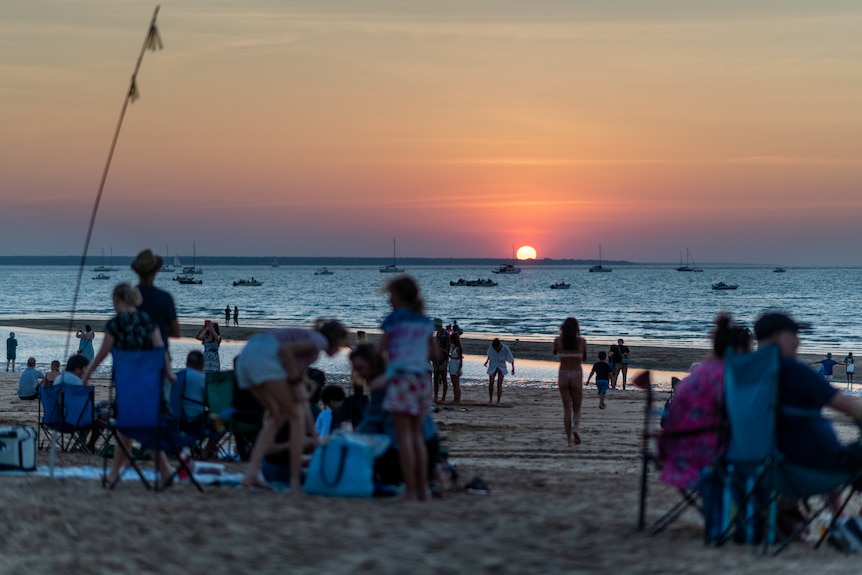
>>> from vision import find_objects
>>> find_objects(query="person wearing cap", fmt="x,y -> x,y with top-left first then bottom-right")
754,312 -> 862,474
432,318 -> 450,403
484,338 -> 515,405
17,357 -> 44,400
6,332 -> 17,372
131,249 -> 180,350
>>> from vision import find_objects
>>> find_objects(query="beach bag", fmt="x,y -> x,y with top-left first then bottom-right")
0,426 -> 36,471
303,435 -> 376,497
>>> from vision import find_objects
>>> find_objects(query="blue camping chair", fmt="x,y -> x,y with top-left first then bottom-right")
708,345 -> 781,548
62,385 -> 99,453
38,384 -> 66,451
109,349 -> 202,492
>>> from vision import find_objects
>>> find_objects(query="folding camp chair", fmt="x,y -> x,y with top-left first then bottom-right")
38,384 -> 66,451
109,349 -> 202,492
62,385 -> 100,453
714,345 -> 861,554
636,371 -> 705,534
204,371 -> 263,461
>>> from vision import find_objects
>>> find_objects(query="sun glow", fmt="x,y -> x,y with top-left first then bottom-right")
516,245 -> 537,260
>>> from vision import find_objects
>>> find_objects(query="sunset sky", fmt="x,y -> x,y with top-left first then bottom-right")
2,1 -> 861,264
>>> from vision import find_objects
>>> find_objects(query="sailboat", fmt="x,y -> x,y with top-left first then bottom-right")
92,248 -> 119,272
161,245 -> 175,273
588,245 -> 612,273
675,248 -> 702,272
182,242 -> 203,275
272,257 -> 279,268
379,239 -> 404,273
492,246 -> 522,274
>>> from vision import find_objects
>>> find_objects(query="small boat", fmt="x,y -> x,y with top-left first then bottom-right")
92,273 -> 111,280
450,278 -> 498,287
182,242 -> 203,275
161,245 -> 176,273
712,282 -> 738,290
174,275 -> 202,285
380,239 -> 405,273
272,257 -> 280,268
588,245 -> 612,273
92,248 -> 119,272
314,267 -> 334,276
773,267 -> 786,273
550,282 -> 571,290
233,278 -> 262,286
492,246 -> 522,274
675,248 -> 703,272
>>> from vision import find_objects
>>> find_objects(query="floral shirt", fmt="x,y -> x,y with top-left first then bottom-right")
659,358 -> 727,489
106,310 -> 156,351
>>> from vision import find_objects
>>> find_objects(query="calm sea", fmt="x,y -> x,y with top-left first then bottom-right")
1,264 -> 859,388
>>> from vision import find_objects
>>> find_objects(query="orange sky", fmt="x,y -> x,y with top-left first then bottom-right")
2,2 -> 861,263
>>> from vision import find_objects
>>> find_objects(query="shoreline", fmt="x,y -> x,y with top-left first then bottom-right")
0,317 -> 833,373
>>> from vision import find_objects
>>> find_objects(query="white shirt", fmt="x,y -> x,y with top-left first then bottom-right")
486,344 -> 514,376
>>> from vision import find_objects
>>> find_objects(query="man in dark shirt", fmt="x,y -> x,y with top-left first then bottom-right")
131,249 -> 180,351
755,313 -> 862,472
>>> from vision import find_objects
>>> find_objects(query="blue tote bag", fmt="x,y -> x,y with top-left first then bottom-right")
303,436 -> 376,498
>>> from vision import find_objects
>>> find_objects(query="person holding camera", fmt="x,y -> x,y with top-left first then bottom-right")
76,325 -> 96,361
195,320 -> 222,373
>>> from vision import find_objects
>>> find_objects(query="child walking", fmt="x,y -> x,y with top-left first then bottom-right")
586,351 -> 612,410
380,276 -> 437,502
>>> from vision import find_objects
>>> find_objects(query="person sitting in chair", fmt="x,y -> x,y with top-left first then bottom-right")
17,357 -> 44,400
659,314 -> 752,489
54,355 -> 90,386
755,313 -> 862,473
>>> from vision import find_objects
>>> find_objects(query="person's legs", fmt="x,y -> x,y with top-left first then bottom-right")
107,433 -> 133,483
621,365 -> 629,390
434,368 -> 441,402
440,367 -> 449,403
488,374 -> 494,403
242,379 -> 292,488
612,364 -> 622,389
393,413 -> 418,501
570,381 -> 583,443
495,372 -> 504,404
599,391 -> 606,409
410,416 -> 428,501
451,373 -> 461,404
287,382 -> 309,490
559,383 -> 574,446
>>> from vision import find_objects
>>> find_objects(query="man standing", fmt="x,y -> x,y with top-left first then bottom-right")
131,249 -> 180,351
754,313 -> 862,474
609,338 -> 631,390
484,338 -> 515,405
6,332 -> 17,372
17,357 -> 44,400
432,318 -> 450,402
233,306 -> 239,327
225,305 -> 231,325
813,352 -> 840,384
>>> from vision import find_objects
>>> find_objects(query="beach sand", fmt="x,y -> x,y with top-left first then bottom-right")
0,322 -> 858,573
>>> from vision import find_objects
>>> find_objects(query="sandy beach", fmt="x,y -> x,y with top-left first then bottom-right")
0,321 -> 859,573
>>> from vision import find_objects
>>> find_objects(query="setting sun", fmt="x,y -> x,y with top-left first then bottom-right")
516,246 -> 537,260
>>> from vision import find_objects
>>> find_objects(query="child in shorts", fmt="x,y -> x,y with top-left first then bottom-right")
586,351 -> 612,409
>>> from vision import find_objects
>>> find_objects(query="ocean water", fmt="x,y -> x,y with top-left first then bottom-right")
1,264 -> 859,388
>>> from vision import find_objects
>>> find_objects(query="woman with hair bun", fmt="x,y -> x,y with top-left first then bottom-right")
659,313 -> 753,489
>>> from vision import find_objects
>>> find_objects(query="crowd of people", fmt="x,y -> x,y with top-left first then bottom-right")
11,247 -> 862,523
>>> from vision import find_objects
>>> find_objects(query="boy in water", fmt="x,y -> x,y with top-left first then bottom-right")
586,351 -> 612,409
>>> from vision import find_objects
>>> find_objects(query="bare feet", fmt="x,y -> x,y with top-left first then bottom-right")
241,475 -> 272,490
573,432 -> 581,445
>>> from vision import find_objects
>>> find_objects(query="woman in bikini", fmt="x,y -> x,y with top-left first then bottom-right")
553,317 -> 587,446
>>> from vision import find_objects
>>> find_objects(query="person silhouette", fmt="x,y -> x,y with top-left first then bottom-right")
233,306 -> 239,327
225,305 -> 231,325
